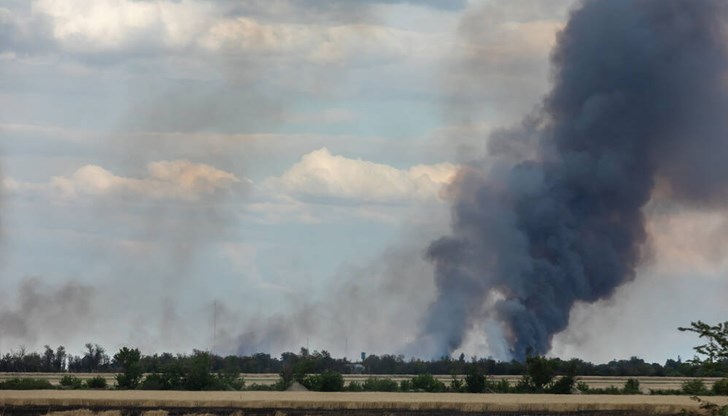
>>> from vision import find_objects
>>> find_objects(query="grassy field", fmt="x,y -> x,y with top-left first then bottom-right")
1,390 -> 728,414
1,373 -> 721,392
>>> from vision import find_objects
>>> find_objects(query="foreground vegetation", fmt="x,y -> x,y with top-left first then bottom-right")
0,321 -> 725,399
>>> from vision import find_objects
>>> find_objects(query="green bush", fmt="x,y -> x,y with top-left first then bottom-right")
245,383 -> 277,391
449,375 -> 464,393
411,374 -> 445,392
399,379 -> 412,392
588,386 -> 623,395
649,388 -> 682,395
488,378 -> 511,393
623,378 -> 641,394
303,371 -> 344,392
682,379 -> 708,395
464,365 -> 486,393
85,376 -> 108,389
547,375 -> 575,394
362,377 -> 399,392
113,347 -> 143,389
576,381 -> 590,393
139,365 -> 184,390
0,378 -> 54,390
59,375 -> 83,389
345,381 -> 363,392
713,378 -> 728,396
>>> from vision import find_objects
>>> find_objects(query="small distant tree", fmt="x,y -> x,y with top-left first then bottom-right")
42,346 -> 55,372
184,351 -> 215,391
518,355 -> 556,392
113,347 -> 143,389
53,346 -> 67,372
623,378 -> 641,394
464,364 -> 486,393
82,343 -> 109,372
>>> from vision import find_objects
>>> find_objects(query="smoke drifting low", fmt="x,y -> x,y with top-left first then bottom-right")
422,0 -> 728,360
0,278 -> 97,348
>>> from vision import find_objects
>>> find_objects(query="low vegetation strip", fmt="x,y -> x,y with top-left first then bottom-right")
1,391 -> 728,415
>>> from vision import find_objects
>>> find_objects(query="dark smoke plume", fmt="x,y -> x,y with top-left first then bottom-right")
423,0 -> 728,360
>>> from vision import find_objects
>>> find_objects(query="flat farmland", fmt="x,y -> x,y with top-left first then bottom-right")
1,390 -> 728,415
0,373 -> 722,392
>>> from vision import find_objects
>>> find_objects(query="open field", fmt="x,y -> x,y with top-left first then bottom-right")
1,390 -> 728,415
1,373 -> 722,393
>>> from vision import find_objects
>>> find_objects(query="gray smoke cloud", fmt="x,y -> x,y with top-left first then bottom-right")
0,277 -> 97,349
422,0 -> 728,360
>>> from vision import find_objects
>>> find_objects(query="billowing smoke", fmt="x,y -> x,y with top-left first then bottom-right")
423,0 -> 728,360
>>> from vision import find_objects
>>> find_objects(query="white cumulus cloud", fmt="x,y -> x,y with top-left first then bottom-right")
265,147 -> 458,205
6,160 -> 243,203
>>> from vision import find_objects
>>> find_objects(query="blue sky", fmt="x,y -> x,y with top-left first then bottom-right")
1,0 -> 726,364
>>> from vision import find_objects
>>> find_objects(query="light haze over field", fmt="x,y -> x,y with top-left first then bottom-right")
0,0 -> 727,364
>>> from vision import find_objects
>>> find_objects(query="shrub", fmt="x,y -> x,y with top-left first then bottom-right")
139,365 -> 184,390
85,376 -> 108,389
650,388 -> 682,395
362,377 -> 399,392
303,371 -> 344,392
59,375 -> 83,389
623,378 -> 641,394
449,375 -> 464,393
139,373 -> 167,390
682,379 -> 708,395
0,378 -> 54,390
399,379 -> 412,392
488,378 -> 511,393
547,375 -> 575,394
245,383 -> 277,391
411,374 -> 445,393
713,378 -> 728,396
576,381 -> 590,393
345,381 -> 363,392
464,365 -> 486,393
588,386 -> 623,395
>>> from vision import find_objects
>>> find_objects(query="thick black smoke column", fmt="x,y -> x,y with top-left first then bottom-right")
424,0 -> 728,360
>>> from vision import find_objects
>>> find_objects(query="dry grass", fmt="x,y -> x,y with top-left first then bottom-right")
45,411 -> 122,416
1,390 -> 727,414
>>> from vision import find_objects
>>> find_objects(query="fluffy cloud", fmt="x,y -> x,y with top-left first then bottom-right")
265,147 -> 458,205
6,160 -> 243,203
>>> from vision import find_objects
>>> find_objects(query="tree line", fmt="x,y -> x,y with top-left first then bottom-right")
1,320 -> 726,378
1,345 -> 726,377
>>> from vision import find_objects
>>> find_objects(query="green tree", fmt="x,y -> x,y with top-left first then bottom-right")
520,355 -> 556,392
464,364 -> 486,393
411,374 -> 446,392
82,343 -> 109,372
184,351 -> 216,390
679,321 -> 728,364
113,347 -> 143,389
622,378 -> 641,394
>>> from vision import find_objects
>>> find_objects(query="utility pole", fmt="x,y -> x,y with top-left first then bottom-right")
212,300 -> 218,355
